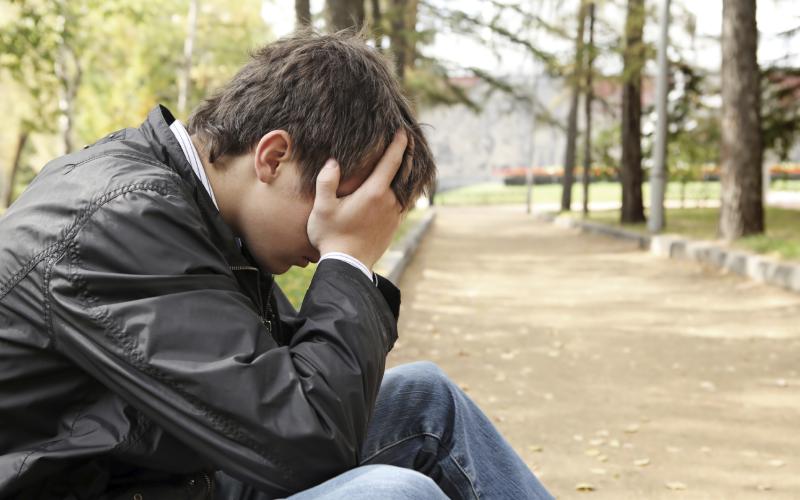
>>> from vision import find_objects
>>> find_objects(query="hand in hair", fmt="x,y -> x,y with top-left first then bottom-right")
307,130 -> 408,271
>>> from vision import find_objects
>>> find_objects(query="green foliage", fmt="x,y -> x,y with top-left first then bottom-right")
1,0 -> 270,153
762,67 -> 800,162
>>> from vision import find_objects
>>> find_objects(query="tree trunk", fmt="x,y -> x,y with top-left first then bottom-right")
327,0 -> 365,31
620,0 -> 646,223
581,1 -> 595,216
296,0 -> 311,27
3,131 -> 29,208
560,0 -> 588,212
177,0 -> 198,118
370,0 -> 382,48
719,0 -> 764,239
389,0 -> 419,83
55,44 -> 80,154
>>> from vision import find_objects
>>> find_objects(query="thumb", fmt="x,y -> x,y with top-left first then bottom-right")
314,159 -> 341,208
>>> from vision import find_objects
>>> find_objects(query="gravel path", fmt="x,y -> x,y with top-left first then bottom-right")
387,205 -> 800,499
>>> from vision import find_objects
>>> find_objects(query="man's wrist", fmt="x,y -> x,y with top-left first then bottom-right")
318,252 -> 374,282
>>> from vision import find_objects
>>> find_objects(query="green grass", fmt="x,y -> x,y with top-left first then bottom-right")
275,209 -> 429,309
588,207 -> 800,261
436,179 -> 800,207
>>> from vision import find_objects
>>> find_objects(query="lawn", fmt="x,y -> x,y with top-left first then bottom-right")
275,208 -> 429,309
589,207 -> 800,261
436,179 -> 800,206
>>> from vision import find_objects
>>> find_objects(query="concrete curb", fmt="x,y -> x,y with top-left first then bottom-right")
545,213 -> 800,294
374,210 -> 436,285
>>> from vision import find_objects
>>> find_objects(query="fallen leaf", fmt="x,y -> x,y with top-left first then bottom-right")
665,481 -> 687,491
700,381 -> 716,392
595,429 -> 610,437
573,434 -> 584,442
585,448 -> 600,457
767,459 -> 785,468
575,483 -> 595,492
589,468 -> 606,475
756,484 -> 772,491
665,446 -> 680,453
633,458 -> 651,467
609,439 -> 621,448
624,424 -> 640,434
528,445 -> 544,453
597,454 -> 608,463
589,438 -> 605,446
699,446 -> 711,453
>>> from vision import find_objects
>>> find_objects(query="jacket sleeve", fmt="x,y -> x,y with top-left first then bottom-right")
47,186 -> 397,497
272,273 -> 401,346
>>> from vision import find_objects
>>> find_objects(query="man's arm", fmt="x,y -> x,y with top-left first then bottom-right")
49,187 -> 395,497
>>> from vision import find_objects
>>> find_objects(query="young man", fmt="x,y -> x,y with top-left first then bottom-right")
0,32 -> 552,499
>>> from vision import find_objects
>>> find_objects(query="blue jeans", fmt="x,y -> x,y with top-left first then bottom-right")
216,361 -> 553,499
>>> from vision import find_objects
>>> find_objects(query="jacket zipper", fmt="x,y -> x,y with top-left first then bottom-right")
201,471 -> 213,499
229,265 -> 273,334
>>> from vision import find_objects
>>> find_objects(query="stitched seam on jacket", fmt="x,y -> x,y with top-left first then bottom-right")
0,180 -> 177,301
61,193 -> 298,485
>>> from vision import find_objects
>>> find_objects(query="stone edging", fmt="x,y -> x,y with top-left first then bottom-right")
374,210 -> 436,284
541,213 -> 800,294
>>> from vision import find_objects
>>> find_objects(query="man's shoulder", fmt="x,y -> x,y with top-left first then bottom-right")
0,129 -> 193,295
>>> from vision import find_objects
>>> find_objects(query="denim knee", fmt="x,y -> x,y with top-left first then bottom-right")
351,465 -> 447,499
386,361 -> 454,395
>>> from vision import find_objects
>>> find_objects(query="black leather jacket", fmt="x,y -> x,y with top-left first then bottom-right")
0,106 -> 400,499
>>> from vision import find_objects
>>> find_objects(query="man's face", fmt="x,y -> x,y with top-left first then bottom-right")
238,159 -> 369,275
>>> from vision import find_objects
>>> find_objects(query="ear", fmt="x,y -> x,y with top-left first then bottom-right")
253,130 -> 293,184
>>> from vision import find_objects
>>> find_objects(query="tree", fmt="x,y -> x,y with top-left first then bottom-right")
327,0 -> 365,31
581,0 -> 596,216
560,0 -> 588,212
719,0 -> 764,239
296,0 -> 311,28
177,0 -> 199,118
620,0 -> 646,223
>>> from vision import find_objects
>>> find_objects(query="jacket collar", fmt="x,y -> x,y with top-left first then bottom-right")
139,105 -> 254,270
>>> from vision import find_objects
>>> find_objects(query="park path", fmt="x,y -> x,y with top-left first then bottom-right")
386,205 -> 800,500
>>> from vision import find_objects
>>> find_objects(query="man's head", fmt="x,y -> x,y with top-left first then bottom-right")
187,30 -> 436,274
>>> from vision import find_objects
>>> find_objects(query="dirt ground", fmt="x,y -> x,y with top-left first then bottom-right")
387,205 -> 800,500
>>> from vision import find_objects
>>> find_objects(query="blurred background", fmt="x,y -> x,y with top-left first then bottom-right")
1,0 -> 799,264
2,0 -> 800,497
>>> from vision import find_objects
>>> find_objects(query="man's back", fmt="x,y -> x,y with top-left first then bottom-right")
0,106 -> 399,499
0,115 -> 217,497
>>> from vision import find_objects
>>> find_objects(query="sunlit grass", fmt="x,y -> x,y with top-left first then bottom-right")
589,207 -> 800,261
436,180 -> 800,207
275,208 -> 429,309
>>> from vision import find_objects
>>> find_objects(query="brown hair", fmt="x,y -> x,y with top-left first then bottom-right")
188,29 -> 436,209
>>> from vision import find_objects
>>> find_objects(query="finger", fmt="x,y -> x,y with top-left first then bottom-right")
314,159 -> 341,208
363,129 -> 408,192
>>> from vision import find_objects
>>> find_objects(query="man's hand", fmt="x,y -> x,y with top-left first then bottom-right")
307,130 -> 408,270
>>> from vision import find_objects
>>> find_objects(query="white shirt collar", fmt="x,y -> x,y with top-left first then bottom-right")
169,119 -> 220,210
